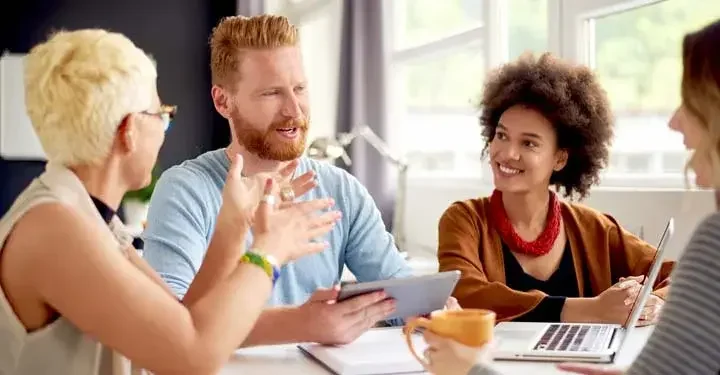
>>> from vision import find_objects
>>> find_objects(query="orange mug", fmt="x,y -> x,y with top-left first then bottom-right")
404,309 -> 496,367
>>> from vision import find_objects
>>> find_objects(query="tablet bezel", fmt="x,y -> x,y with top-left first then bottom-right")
337,270 -> 461,320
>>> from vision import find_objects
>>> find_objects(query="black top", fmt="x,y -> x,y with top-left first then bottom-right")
90,196 -> 144,250
502,242 -> 586,322
90,196 -> 115,224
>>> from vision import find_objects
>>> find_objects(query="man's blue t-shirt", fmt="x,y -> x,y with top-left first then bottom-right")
142,149 -> 412,306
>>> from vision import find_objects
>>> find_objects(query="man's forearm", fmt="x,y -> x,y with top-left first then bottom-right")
240,307 -> 310,347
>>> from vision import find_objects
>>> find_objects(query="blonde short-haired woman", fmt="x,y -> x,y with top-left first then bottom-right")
420,18 -> 720,375
0,29 -> 340,375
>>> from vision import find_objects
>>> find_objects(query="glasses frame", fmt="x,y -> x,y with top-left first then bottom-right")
141,105 -> 177,132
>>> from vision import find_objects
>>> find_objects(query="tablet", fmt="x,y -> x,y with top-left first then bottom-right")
337,270 -> 461,320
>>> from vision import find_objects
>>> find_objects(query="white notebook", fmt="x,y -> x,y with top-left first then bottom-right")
298,328 -> 429,375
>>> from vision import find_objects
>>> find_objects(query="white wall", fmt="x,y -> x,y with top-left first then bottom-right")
265,0 -> 341,143
403,179 -> 715,262
0,53 -> 46,160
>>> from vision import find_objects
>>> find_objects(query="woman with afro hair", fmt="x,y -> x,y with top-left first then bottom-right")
437,52 -> 675,325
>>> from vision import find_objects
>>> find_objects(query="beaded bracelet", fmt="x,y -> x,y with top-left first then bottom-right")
240,250 -> 281,285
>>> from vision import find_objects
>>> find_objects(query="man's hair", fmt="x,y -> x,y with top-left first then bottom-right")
479,52 -> 614,199
209,14 -> 299,86
24,29 -> 156,166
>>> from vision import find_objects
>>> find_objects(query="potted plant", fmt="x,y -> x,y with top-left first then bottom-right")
122,167 -> 160,233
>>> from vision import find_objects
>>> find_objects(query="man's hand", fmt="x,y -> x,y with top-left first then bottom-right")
295,286 -> 396,345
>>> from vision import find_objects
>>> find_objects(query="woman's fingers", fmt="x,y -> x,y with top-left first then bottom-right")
306,223 -> 337,239
290,170 -> 315,185
640,305 -> 661,323
557,363 -> 623,375
291,173 -> 317,197
277,159 -> 300,179
640,305 -> 654,319
301,241 -> 329,254
253,178 -> 275,232
285,242 -> 329,262
619,275 -> 645,284
278,198 -> 334,213
303,211 -> 341,239
423,331 -> 447,348
636,319 -> 653,327
309,210 -> 342,227
227,153 -> 245,182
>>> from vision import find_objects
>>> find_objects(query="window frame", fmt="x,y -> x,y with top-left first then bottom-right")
266,0 -> 334,23
387,0 -> 507,113
556,0 -> 684,188
387,0 -> 689,189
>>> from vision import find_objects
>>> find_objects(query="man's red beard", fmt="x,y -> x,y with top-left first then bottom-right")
232,116 -> 309,161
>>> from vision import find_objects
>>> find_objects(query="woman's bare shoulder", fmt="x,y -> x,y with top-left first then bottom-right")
4,201 -> 112,264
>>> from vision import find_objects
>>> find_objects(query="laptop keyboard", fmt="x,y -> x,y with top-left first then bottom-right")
533,324 -> 613,352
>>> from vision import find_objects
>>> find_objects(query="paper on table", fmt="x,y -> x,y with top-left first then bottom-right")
298,328 -> 429,375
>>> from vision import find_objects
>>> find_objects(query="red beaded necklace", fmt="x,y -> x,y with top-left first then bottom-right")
489,189 -> 561,257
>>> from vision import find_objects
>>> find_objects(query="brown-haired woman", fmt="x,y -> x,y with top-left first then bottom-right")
424,18 -> 720,375
438,52 -> 674,327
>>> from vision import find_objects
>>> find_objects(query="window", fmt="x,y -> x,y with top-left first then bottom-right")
392,0 -> 484,50
389,0 -> 719,187
507,0 -> 548,60
389,0 -> 549,178
265,0 -> 341,141
401,44 -> 485,110
565,0 -> 720,187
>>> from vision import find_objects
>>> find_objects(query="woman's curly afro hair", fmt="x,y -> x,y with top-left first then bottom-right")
479,52 -> 614,199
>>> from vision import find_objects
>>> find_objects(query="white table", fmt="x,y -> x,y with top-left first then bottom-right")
221,326 -> 653,375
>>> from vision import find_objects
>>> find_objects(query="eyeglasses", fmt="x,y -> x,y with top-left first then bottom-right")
141,105 -> 177,132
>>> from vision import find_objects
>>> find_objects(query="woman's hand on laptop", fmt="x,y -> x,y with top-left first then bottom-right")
556,363 -> 624,374
421,331 -> 494,375
588,278 -> 643,324
618,276 -> 664,326
637,294 -> 664,326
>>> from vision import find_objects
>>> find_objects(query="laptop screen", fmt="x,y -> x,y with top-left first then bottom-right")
622,218 -> 674,329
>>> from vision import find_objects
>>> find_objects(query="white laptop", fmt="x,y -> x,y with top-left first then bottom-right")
493,218 -> 674,363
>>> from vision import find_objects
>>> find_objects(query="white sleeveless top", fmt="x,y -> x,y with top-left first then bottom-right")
0,163 -> 142,375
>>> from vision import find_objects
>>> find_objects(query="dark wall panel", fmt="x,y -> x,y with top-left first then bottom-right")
0,0 -> 236,215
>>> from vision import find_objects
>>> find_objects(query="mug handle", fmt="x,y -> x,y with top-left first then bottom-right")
404,318 -> 433,368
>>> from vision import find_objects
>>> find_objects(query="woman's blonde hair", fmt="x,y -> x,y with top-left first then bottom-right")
24,29 -> 157,166
681,20 -> 720,188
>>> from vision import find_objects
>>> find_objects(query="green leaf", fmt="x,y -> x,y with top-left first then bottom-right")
123,166 -> 160,203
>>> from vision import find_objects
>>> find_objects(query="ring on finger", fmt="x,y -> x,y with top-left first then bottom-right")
261,194 -> 276,206
280,186 -> 295,202
423,348 -> 433,364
